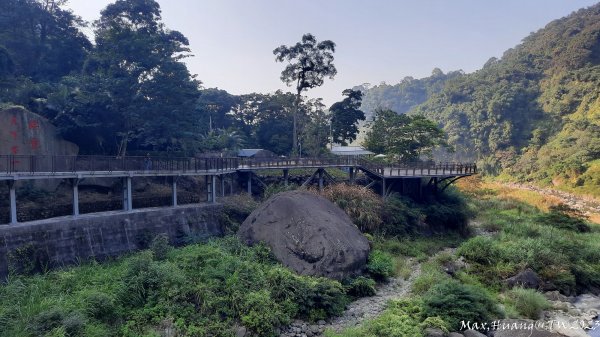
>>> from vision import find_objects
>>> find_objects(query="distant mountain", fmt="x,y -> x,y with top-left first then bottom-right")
360,3 -> 600,196
354,68 -> 463,121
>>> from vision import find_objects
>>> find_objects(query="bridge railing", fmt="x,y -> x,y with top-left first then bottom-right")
0,155 -> 239,175
357,158 -> 477,176
239,156 -> 359,169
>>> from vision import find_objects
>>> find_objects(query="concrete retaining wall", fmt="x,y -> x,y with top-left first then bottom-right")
0,204 -> 224,278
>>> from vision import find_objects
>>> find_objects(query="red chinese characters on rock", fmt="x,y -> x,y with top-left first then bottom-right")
28,119 -> 40,129
10,146 -> 19,155
30,138 -> 40,150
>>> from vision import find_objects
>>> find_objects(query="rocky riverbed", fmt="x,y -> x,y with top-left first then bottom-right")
279,260 -> 421,337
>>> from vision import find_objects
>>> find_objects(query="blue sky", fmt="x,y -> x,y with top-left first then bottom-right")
66,0 -> 598,106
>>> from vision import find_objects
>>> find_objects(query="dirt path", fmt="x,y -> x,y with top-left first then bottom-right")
279,260 -> 421,337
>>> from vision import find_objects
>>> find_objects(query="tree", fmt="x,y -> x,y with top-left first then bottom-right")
329,89 -> 366,146
273,33 -> 336,155
363,109 -> 450,161
301,98 -> 330,156
55,0 -> 200,155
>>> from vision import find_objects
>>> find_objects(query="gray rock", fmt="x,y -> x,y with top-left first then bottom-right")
238,191 -> 370,280
463,330 -> 486,337
235,326 -> 247,337
506,268 -> 541,289
545,291 -> 569,302
449,333 -> 465,337
424,327 -> 446,337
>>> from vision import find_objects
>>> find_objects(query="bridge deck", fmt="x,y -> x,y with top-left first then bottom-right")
0,155 -> 476,180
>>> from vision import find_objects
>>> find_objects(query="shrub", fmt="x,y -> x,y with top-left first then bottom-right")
420,316 -> 450,334
536,204 -> 591,233
241,290 -> 289,337
457,236 -> 501,265
7,243 -> 49,275
380,195 -> 424,237
263,183 -> 296,200
118,252 -> 185,308
319,184 -> 383,232
83,291 -> 118,322
421,189 -> 470,234
325,299 -> 425,337
422,279 -> 502,330
505,288 -> 550,319
411,262 -> 449,295
150,233 -> 171,260
29,308 -> 65,336
367,250 -> 395,281
219,193 -> 259,232
346,276 -> 376,297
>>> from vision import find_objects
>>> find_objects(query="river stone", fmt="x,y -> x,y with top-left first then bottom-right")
506,268 -> 541,289
238,190 -> 370,280
463,330 -> 486,337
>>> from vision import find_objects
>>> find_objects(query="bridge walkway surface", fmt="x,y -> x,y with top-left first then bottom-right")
0,155 -> 476,225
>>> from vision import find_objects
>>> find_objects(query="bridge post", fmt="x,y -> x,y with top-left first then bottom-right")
8,180 -> 17,224
349,167 -> 355,185
71,178 -> 80,217
283,169 -> 289,187
211,175 -> 217,203
123,177 -> 132,211
247,172 -> 252,195
318,169 -> 324,191
171,177 -> 178,207
221,175 -> 225,197
381,178 -> 386,198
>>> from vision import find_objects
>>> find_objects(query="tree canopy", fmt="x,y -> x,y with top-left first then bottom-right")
363,109 -> 449,161
329,89 -> 365,146
274,33 -> 336,155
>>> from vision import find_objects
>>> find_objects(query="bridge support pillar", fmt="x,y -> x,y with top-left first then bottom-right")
71,178 -> 80,217
171,177 -> 178,207
381,178 -> 386,198
247,172 -> 252,195
8,181 -> 17,224
318,169 -> 324,191
349,167 -> 355,184
283,169 -> 289,187
123,177 -> 132,211
221,175 -> 225,197
211,175 -> 217,203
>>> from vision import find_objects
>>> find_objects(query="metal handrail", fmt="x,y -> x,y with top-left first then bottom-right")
0,154 -> 476,176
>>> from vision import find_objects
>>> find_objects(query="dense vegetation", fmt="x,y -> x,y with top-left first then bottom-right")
359,4 -> 600,196
0,0 -> 366,158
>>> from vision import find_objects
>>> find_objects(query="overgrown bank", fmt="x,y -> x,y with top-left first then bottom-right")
0,185 -> 472,337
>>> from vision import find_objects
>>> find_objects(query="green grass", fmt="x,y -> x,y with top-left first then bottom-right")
0,237 -> 351,337
457,196 -> 600,295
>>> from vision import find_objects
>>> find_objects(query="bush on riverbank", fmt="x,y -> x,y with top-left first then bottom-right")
0,236 -> 350,337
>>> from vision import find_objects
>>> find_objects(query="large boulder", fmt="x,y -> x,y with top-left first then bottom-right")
238,190 -> 370,280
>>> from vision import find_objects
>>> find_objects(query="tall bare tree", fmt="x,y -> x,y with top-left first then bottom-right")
273,33 -> 336,155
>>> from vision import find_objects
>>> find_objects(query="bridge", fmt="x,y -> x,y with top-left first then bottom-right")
0,154 -> 476,225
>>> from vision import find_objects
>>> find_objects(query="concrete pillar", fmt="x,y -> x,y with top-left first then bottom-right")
72,179 -> 80,217
349,167 -> 355,184
283,169 -> 289,187
123,177 -> 132,211
381,178 -> 386,198
171,177 -> 178,206
247,172 -> 252,195
211,175 -> 217,203
221,175 -> 225,197
8,181 -> 17,224
206,176 -> 212,202
318,169 -> 324,191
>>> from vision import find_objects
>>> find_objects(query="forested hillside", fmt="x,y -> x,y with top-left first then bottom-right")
360,3 -> 600,196
353,68 -> 463,120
